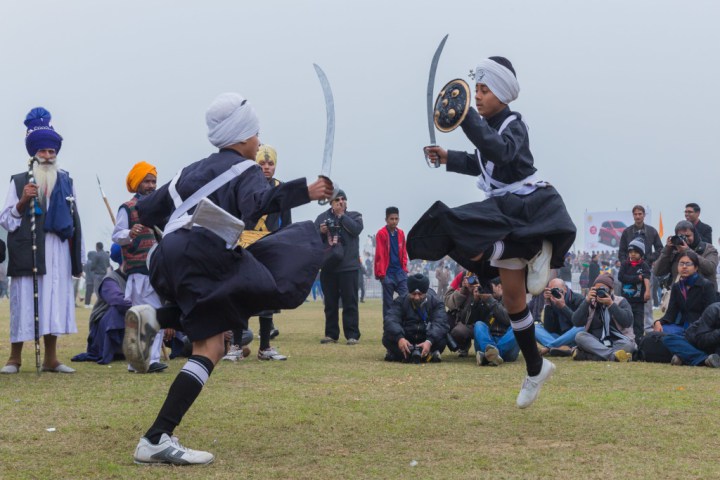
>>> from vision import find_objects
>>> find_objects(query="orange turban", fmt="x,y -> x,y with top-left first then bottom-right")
126,161 -> 157,193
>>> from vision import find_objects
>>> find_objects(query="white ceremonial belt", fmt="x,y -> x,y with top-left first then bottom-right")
163,198 -> 245,249
477,172 -> 548,197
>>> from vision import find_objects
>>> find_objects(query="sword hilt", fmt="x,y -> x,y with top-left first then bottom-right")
424,145 -> 441,168
317,175 -> 339,205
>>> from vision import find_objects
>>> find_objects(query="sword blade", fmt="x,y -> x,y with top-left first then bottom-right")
313,63 -> 335,178
426,34 -> 449,145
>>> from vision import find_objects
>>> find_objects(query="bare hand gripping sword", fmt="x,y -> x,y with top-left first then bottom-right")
313,63 -> 340,205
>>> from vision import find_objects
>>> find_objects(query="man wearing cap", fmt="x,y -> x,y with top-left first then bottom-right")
112,161 -> 167,373
315,190 -> 364,345
382,273 -> 449,362
0,107 -> 83,374
123,92 -> 332,465
570,274 -> 636,362
374,206 -> 408,319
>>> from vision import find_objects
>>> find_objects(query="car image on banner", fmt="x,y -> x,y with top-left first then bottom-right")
584,210 -> 653,252
598,220 -> 626,247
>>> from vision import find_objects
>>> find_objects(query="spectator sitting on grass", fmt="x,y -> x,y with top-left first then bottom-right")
663,302 -> 720,368
382,274 -> 449,363
571,274 -> 635,362
473,278 -> 518,367
652,251 -> 717,336
444,271 -> 480,358
532,278 -> 583,357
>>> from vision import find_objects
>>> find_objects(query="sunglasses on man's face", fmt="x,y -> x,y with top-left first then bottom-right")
332,197 -> 347,202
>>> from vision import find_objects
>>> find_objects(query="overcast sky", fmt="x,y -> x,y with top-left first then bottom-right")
1,0 -> 719,255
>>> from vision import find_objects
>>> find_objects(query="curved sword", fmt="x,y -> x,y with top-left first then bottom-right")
313,63 -> 339,204
314,63 -> 335,179
425,34 -> 448,168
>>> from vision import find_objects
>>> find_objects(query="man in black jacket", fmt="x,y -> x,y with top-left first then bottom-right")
382,274 -> 449,362
314,190 -> 364,345
663,303 -> 720,367
684,203 -> 713,245
618,205 -> 663,263
532,278 -> 584,356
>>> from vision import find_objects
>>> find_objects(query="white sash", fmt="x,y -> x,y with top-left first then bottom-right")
164,160 -> 255,236
475,115 -> 546,197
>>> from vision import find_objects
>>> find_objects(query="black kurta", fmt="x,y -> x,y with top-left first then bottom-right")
137,149 -> 323,341
407,107 -> 576,278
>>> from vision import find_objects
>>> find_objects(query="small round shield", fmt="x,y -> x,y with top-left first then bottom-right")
433,79 -> 471,133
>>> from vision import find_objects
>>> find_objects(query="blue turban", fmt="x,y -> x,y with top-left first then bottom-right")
24,107 -> 63,156
110,243 -> 123,264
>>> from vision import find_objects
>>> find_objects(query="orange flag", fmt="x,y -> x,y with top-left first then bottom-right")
658,212 -> 664,239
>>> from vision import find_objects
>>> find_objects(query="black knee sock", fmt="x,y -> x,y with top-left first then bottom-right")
231,328 -> 244,347
144,355 -> 214,444
492,240 -> 542,261
259,316 -> 272,350
509,307 -> 543,377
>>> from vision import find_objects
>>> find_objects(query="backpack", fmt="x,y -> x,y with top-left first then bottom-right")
635,331 -> 673,363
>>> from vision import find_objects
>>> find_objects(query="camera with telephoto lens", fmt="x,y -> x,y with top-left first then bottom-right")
595,287 -> 609,298
671,234 -> 688,247
409,345 -> 425,364
550,287 -> 563,299
467,275 -> 478,285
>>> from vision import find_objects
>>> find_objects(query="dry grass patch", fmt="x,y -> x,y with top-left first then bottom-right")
1,299 -> 719,479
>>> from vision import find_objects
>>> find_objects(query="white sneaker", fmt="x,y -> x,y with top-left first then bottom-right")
133,433 -> 214,465
222,345 -> 244,362
526,240 -> 553,296
516,358 -> 556,409
123,305 -> 160,374
257,347 -> 287,361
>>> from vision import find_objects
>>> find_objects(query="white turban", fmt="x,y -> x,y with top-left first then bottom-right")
206,93 -> 260,149
474,59 -> 520,105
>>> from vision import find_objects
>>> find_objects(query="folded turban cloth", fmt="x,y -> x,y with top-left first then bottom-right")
126,161 -> 157,193
206,93 -> 260,149
110,243 -> 123,264
24,107 -> 63,156
256,144 -> 277,164
473,58 -> 520,105
407,273 -> 430,294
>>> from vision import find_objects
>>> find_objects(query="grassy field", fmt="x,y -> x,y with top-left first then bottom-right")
1,298 -> 719,479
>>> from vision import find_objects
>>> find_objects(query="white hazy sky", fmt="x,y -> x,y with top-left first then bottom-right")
1,0 -> 719,253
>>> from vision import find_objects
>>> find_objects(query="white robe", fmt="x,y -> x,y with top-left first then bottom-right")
0,180 -> 81,343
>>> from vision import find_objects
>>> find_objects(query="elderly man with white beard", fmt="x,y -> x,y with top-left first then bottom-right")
0,107 -> 84,374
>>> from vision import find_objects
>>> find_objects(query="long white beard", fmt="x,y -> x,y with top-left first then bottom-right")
33,162 -> 58,205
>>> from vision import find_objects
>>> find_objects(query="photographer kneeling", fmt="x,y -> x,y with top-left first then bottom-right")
444,271 -> 483,358
571,274 -> 636,362
382,274 -> 449,363
653,221 -> 718,292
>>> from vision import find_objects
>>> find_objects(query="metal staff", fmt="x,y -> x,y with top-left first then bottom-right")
96,175 -> 116,225
27,156 -> 41,375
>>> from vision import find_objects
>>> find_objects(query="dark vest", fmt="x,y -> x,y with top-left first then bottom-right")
7,171 -> 83,277
119,196 -> 156,275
